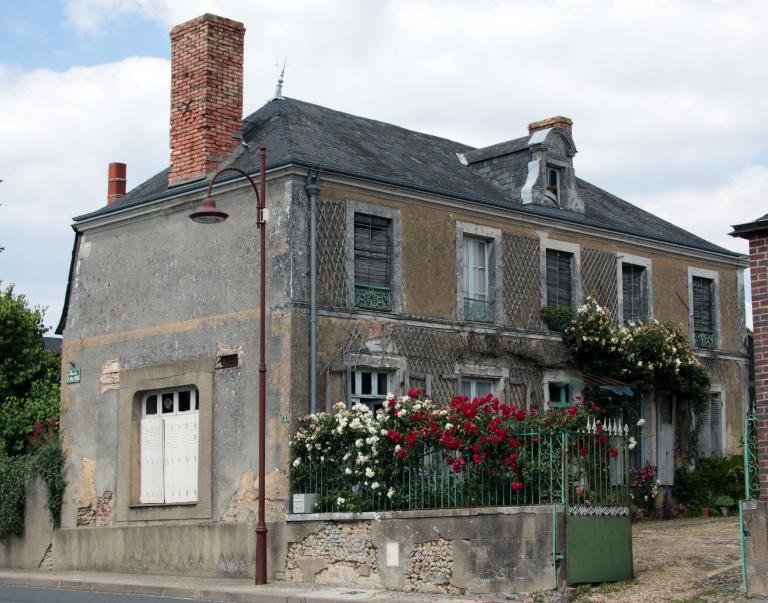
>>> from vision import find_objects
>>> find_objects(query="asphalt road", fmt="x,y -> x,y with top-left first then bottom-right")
0,586 -> 225,603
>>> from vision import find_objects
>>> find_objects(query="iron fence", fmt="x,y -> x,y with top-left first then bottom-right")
745,409 -> 760,501
291,423 -> 629,514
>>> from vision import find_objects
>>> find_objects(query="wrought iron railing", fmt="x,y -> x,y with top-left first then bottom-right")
291,422 -> 629,514
565,419 -> 631,516
464,297 -> 495,323
745,409 -> 760,501
695,330 -> 715,349
354,284 -> 392,311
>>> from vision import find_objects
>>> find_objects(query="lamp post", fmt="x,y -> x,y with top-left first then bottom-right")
190,146 -> 269,585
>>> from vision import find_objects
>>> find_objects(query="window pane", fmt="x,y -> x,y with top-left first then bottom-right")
145,395 -> 158,415
460,381 -> 471,398
162,393 -> 174,413
361,371 -> 372,395
476,380 -> 492,398
377,372 -> 388,395
178,390 -> 191,412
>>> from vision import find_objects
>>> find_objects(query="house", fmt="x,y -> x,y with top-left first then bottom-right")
54,13 -> 748,584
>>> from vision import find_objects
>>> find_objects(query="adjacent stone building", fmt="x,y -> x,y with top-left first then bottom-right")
52,13 -> 748,582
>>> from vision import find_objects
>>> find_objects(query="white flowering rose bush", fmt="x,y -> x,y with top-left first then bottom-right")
564,295 -> 710,413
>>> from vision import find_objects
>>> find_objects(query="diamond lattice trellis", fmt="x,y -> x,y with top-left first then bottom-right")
582,248 -> 618,320
316,200 -> 347,308
502,233 -> 542,330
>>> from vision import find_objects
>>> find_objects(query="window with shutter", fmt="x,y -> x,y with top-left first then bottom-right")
622,264 -> 646,323
546,249 -> 572,310
692,277 -> 715,348
139,387 -> 198,505
354,214 -> 393,311
698,393 -> 723,458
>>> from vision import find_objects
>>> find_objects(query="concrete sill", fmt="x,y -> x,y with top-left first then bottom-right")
128,502 -> 197,509
287,503 -> 564,522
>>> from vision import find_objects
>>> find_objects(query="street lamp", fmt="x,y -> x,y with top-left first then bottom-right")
190,145 -> 269,585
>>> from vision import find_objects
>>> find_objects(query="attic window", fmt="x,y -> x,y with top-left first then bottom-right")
545,167 -> 561,205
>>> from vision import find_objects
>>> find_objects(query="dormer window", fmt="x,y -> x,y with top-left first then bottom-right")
545,167 -> 561,206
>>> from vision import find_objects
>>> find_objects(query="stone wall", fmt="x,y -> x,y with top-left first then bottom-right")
0,477 -> 54,570
280,507 -> 564,594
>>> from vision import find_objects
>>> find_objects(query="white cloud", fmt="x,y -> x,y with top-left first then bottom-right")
0,57 -> 169,325
5,0 -> 768,326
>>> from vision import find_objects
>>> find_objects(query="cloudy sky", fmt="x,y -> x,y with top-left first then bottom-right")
1,0 -> 766,329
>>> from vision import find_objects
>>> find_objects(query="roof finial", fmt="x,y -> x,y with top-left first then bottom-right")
273,57 -> 287,100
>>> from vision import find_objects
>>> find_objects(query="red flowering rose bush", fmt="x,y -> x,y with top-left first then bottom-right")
290,389 -> 615,512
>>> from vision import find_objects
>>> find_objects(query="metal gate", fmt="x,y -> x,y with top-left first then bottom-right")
564,420 -> 634,584
741,409 -> 759,593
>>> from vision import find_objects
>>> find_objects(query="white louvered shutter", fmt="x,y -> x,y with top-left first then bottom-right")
140,417 -> 165,503
163,413 -> 199,503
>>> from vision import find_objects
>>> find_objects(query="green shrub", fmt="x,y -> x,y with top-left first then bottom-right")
0,453 -> 29,540
674,455 -> 744,511
541,306 -> 573,332
31,440 -> 67,528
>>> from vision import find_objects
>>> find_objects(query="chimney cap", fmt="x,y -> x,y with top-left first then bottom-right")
528,116 -> 573,136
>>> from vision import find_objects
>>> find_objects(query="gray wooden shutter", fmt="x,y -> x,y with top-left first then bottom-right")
405,371 -> 432,397
507,378 -> 530,410
354,214 -> 392,288
546,250 -> 572,309
326,365 -> 351,409
622,264 -> 645,322
692,277 -> 714,334
710,394 -> 722,457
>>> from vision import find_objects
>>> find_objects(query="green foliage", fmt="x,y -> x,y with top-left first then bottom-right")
540,305 -> 573,332
0,453 -> 29,540
30,439 -> 67,528
0,284 -> 60,456
674,455 -> 743,512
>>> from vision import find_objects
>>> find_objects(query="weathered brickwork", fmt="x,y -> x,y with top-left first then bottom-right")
169,14 -> 244,185
748,234 -> 768,500
76,490 -> 114,527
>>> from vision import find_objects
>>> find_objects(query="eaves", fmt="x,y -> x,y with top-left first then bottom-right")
72,160 -> 748,269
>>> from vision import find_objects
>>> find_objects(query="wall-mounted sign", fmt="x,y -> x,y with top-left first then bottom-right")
67,367 -> 81,384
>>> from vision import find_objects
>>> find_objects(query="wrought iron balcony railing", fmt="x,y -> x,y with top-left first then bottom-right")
695,330 -> 715,349
354,284 -> 393,311
464,297 -> 495,323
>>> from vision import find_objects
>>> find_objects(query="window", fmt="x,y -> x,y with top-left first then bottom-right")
354,213 -> 393,311
697,392 -> 723,458
545,167 -> 561,205
546,249 -> 573,310
140,387 -> 199,505
463,236 -> 494,322
692,276 -> 715,349
548,382 -> 570,408
461,378 -> 495,400
622,263 -> 647,323
351,370 -> 391,410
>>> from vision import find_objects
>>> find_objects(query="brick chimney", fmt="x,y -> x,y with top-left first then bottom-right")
168,14 -> 245,186
528,116 -> 573,136
107,162 -> 126,205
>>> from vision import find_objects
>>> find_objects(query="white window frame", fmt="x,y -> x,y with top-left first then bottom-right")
539,237 -> 581,311
617,253 -> 653,323
350,369 -> 393,410
687,267 -> 720,350
456,222 -> 501,323
140,387 -> 199,505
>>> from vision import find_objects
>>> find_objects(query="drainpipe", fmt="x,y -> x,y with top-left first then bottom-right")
305,169 -> 321,414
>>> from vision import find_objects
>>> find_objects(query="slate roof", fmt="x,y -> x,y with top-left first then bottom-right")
76,97 -> 742,259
